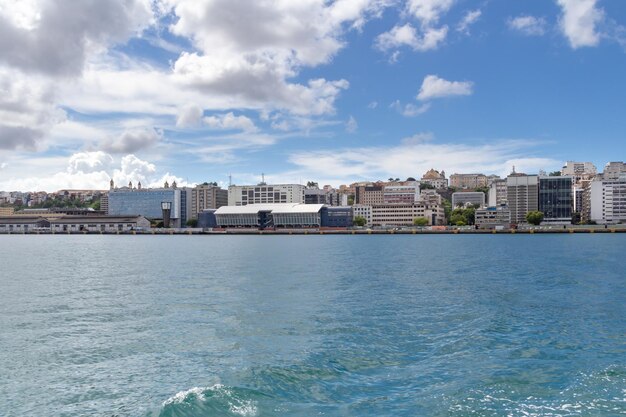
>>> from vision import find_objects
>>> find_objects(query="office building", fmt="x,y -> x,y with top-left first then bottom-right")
589,174 -> 626,224
383,183 -> 420,204
539,176 -> 573,224
449,173 -> 488,189
561,162 -> 597,182
507,174 -> 538,224
488,179 -> 508,207
213,203 -> 352,229
371,203 -> 445,227
451,192 -> 485,208
352,204 -> 372,227
108,186 -> 182,227
304,187 -> 344,206
602,162 -> 626,180
475,206 -> 512,229
228,184 -> 306,206
190,184 -> 227,219
355,185 -> 384,205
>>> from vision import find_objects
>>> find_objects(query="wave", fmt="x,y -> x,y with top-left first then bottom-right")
151,385 -> 266,417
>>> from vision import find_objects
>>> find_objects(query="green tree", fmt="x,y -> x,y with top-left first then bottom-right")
420,183 -> 435,190
450,213 -> 465,225
413,217 -> 429,226
353,216 -> 367,227
442,199 -> 452,223
549,171 -> 561,176
526,211 -> 544,225
462,207 -> 476,225
186,219 -> 198,227
347,195 -> 355,205
571,212 -> 581,225
306,181 -> 319,188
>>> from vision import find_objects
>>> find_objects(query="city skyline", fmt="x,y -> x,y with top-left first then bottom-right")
1,0 -> 626,192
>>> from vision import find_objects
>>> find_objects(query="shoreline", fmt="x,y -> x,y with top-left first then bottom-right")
1,227 -> 625,236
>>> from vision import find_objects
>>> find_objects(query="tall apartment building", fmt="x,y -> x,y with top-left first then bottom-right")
539,176 -> 573,224
589,174 -> 626,224
602,162 -> 626,180
228,184 -> 306,206
449,173 -> 488,189
100,192 -> 109,215
190,184 -> 227,219
488,179 -> 508,207
561,162 -> 597,181
507,174 -> 538,224
304,187 -> 343,206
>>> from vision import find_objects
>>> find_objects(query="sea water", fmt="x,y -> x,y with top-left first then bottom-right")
0,234 -> 625,416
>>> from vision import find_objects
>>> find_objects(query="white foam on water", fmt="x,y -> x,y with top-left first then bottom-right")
162,384 -> 223,406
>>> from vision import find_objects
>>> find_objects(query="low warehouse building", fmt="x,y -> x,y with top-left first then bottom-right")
213,204 -> 352,229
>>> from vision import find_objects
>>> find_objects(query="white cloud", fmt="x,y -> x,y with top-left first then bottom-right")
67,151 -> 114,174
376,23 -> 448,52
406,0 -> 455,26
286,140 -> 559,185
508,15 -> 548,36
391,101 -> 432,117
556,0 -> 604,48
368,101 -> 378,109
401,132 -> 434,145
457,10 -> 481,34
417,75 -> 474,101
203,113 -> 258,132
0,0 -> 153,76
346,116 -> 358,133
176,104 -> 203,128
101,128 -> 163,154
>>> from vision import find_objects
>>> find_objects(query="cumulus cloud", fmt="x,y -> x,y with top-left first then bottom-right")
457,9 -> 481,34
0,0 -> 153,76
417,75 -> 474,101
163,0 -> 384,115
376,0 -> 453,53
0,69 -> 65,150
556,0 -> 604,48
176,104 -> 203,128
203,112 -> 258,132
375,23 -> 448,51
391,100 -> 431,117
101,128 -> 162,154
508,15 -> 548,36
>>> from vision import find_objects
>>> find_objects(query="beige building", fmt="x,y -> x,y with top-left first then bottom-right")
475,206 -> 511,229
355,185 -> 384,205
507,174 -> 538,224
191,184 -> 228,219
0,207 -> 14,216
450,173 -> 488,189
228,184 -> 306,206
371,203 -> 445,227
488,179 -> 508,207
421,169 -> 448,189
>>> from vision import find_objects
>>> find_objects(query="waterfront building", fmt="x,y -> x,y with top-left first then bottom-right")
213,203 -> 351,229
488,179 -> 508,207
100,192 -> 109,214
539,176 -> 573,224
451,191 -> 485,208
449,173 -> 488,189
475,206 -> 512,229
589,174 -> 626,224
371,203 -> 445,227
507,173 -> 539,224
0,215 -> 150,233
420,169 -> 448,189
108,187 -> 182,227
228,184 -> 306,206
190,184 -> 227,219
352,204 -> 372,227
0,207 -> 14,216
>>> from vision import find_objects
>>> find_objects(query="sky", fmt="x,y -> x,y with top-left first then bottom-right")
1,0 -> 625,192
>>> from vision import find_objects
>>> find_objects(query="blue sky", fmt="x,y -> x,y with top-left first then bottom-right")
0,0 -> 625,191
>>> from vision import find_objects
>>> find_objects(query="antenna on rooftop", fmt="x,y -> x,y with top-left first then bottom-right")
261,173 -> 265,185
228,174 -> 232,187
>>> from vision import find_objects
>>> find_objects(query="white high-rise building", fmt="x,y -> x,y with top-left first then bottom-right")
228,184 -> 306,206
589,174 -> 626,224
507,174 -> 539,224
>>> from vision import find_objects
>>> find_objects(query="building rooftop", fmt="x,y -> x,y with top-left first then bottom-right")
215,203 -> 325,215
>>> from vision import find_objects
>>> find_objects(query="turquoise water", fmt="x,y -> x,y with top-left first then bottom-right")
0,234 -> 625,416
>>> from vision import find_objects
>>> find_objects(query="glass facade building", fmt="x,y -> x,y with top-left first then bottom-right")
108,189 -> 181,220
539,176 -> 573,223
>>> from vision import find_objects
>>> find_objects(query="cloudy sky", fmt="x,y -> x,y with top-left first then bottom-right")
1,0 -> 625,191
